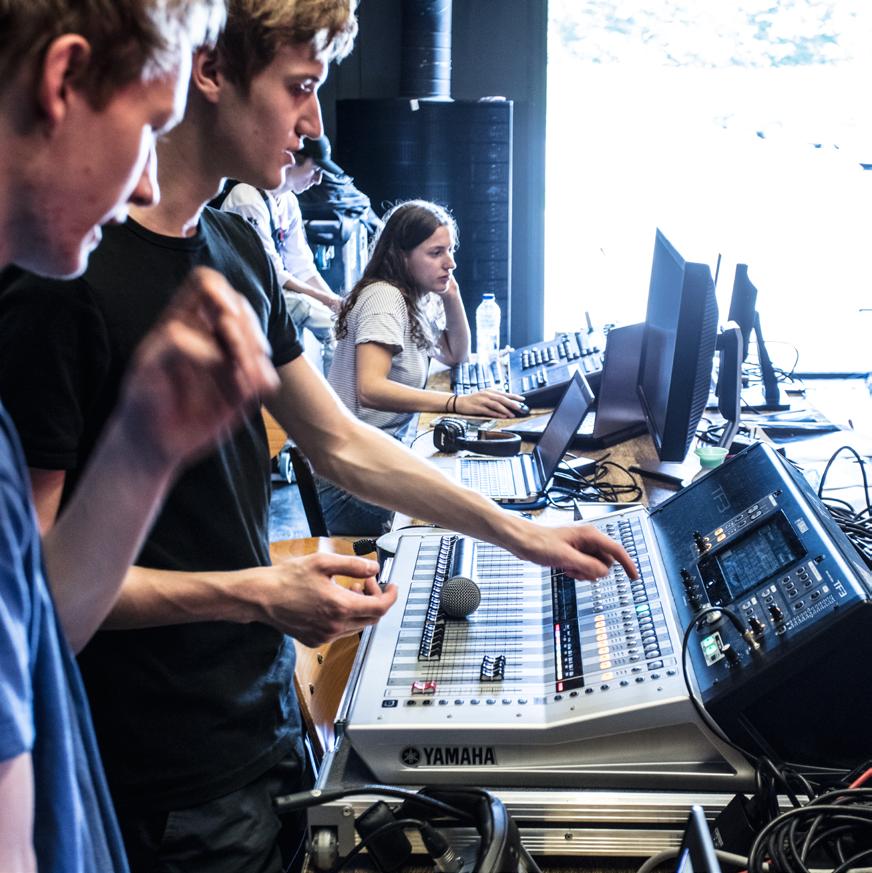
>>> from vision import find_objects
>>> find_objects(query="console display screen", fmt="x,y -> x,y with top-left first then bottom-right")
699,512 -> 806,605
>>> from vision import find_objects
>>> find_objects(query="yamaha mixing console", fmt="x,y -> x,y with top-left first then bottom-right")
313,443 -> 872,859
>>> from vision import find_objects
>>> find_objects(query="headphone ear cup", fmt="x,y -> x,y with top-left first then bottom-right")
433,418 -> 467,453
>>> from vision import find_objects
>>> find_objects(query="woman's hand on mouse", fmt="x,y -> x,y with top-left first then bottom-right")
456,389 -> 527,419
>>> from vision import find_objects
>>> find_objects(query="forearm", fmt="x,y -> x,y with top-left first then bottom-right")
102,565 -> 260,630
358,377 -> 456,415
41,412 -> 175,651
435,290 -> 471,364
283,275 -> 337,309
312,422 -> 528,550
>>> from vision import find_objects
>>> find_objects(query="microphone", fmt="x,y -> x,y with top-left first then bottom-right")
440,575 -> 481,619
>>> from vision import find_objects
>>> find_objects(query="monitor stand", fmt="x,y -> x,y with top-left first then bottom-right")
630,456 -> 699,491
743,312 -> 789,412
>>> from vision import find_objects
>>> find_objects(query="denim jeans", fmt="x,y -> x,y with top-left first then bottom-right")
317,479 -> 393,537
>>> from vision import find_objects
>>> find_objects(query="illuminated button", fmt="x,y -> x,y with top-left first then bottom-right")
597,646 -> 611,656
600,660 -> 612,670
714,528 -> 724,536
601,672 -> 614,682
717,534 -> 726,542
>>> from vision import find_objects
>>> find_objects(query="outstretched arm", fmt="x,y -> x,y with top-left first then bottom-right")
269,356 -> 638,582
40,267 -> 279,652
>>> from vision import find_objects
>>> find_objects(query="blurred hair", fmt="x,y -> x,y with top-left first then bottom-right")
336,199 -> 458,351
0,0 -> 226,108
216,0 -> 358,91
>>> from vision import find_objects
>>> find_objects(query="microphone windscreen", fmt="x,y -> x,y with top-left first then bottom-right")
440,575 -> 481,619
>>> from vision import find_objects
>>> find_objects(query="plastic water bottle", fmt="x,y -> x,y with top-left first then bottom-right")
475,293 -> 501,368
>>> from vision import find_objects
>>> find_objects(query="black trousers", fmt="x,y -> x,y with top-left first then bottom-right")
115,751 -> 313,873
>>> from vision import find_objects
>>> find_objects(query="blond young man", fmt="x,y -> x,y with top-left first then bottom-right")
0,1 -> 283,872
0,1 -> 636,870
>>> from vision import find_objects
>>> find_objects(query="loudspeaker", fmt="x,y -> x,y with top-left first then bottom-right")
433,419 -> 521,457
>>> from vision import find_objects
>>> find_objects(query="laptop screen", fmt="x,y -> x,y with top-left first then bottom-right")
533,371 -> 595,482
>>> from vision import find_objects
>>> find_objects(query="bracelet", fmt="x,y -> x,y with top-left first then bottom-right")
450,394 -> 459,414
444,394 -> 453,413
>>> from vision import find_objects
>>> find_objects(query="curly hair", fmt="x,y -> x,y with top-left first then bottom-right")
335,200 -> 459,351
0,0 -> 225,108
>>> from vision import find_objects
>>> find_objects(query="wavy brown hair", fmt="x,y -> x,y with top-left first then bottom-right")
216,0 -> 358,91
335,200 -> 458,351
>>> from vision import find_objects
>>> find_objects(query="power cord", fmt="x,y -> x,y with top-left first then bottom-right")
814,445 -> 872,570
545,452 -> 642,508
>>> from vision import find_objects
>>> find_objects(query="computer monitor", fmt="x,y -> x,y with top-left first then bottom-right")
637,229 -> 719,463
728,264 -> 788,411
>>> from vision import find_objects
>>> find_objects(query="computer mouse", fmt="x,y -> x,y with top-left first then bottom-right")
515,403 -> 531,417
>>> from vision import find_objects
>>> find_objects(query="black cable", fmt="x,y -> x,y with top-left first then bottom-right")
746,789 -> 872,873
817,445 -> 872,516
273,784 -> 472,822
545,454 -> 642,506
328,817 -> 424,873
679,605 -> 760,765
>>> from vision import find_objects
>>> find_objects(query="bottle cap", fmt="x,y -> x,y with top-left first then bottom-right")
482,292 -> 495,300
694,445 -> 728,470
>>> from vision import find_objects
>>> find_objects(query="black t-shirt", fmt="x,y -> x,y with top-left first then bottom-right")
0,209 -> 303,808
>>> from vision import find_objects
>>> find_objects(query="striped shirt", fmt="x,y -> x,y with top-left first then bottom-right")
329,281 -> 445,437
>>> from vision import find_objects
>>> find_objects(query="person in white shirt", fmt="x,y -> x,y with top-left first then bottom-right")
220,137 -> 343,375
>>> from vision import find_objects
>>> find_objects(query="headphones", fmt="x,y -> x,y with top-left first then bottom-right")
433,418 -> 521,457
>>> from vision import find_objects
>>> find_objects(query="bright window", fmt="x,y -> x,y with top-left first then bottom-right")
546,1 -> 872,373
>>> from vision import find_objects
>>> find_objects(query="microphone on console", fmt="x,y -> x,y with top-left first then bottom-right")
440,575 -> 481,619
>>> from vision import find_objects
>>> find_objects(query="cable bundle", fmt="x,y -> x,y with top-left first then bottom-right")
545,451 -> 642,507
748,780 -> 872,873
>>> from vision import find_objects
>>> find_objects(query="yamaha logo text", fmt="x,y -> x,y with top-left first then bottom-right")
400,746 -> 497,767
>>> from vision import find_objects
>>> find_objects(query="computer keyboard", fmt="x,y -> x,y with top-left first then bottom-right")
460,459 -> 516,496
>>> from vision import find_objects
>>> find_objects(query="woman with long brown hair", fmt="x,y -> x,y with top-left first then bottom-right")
321,199 -> 524,534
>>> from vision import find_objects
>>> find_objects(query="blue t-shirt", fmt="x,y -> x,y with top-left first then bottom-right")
0,404 -> 127,872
